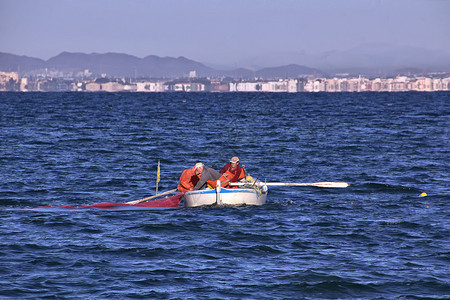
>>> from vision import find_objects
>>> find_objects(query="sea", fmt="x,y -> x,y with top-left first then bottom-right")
0,91 -> 449,299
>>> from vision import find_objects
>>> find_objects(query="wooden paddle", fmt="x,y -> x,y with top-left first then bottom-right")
126,188 -> 178,205
230,181 -> 350,188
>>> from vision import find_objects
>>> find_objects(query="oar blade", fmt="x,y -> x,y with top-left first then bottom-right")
264,182 -> 349,188
231,181 -> 350,188
309,182 -> 350,188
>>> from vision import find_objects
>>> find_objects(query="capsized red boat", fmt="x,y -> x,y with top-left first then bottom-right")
33,193 -> 182,209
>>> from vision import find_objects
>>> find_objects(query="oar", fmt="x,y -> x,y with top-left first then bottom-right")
126,188 -> 178,205
230,181 -> 350,188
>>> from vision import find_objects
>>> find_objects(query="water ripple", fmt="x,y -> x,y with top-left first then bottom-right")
0,92 -> 449,299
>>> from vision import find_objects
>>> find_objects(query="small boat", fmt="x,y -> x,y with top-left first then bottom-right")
184,182 -> 268,208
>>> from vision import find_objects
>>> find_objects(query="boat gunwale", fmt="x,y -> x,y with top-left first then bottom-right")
185,187 -> 262,196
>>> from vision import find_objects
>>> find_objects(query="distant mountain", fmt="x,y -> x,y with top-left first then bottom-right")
255,64 -> 322,79
392,67 -> 426,76
2,45 -> 449,79
314,44 -> 450,75
140,55 -> 217,78
45,52 -> 218,78
0,52 -> 322,79
233,43 -> 450,77
0,53 -> 45,72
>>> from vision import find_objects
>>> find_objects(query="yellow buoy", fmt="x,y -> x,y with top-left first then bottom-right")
419,192 -> 427,197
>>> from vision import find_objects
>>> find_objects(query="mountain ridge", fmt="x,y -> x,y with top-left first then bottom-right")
1,47 -> 449,79
0,51 -> 323,79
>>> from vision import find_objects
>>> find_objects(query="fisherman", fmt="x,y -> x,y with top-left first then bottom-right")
220,156 -> 245,184
177,162 -> 203,193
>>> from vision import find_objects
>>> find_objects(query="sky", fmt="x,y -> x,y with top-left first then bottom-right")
1,0 -> 449,68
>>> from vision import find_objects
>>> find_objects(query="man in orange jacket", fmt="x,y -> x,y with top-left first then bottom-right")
177,162 -> 203,193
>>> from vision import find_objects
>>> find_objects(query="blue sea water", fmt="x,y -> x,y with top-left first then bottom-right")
0,91 -> 449,299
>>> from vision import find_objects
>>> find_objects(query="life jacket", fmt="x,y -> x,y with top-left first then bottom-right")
177,167 -> 200,192
220,163 -> 245,185
206,170 -> 233,188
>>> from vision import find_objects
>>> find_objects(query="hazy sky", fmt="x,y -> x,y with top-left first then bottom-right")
1,0 -> 449,67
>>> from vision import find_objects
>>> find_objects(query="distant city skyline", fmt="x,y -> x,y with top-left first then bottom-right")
1,0 -> 449,69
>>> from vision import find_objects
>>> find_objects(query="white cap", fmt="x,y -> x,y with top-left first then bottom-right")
194,162 -> 204,170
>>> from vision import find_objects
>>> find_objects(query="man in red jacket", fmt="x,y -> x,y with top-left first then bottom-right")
220,156 -> 245,185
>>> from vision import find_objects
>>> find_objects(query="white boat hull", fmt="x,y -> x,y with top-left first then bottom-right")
184,186 -> 268,208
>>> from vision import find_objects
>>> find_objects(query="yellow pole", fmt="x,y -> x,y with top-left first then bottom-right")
156,160 -> 160,194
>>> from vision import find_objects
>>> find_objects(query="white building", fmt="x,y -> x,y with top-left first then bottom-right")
287,79 -> 298,92
20,78 -> 28,91
173,83 -> 205,92
101,82 -> 124,92
229,82 -> 261,92
85,82 -> 102,92
136,81 -> 165,92
261,80 -> 288,92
